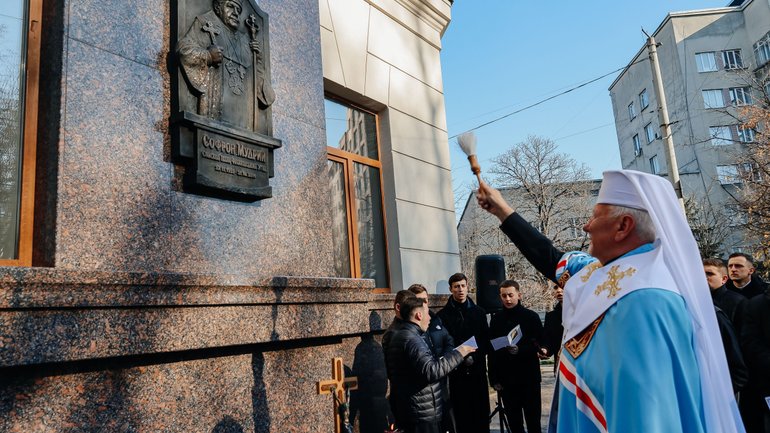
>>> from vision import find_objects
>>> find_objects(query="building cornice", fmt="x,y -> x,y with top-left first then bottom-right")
365,0 -> 452,49
393,0 -> 452,35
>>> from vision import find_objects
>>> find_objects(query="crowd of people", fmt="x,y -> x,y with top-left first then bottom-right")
382,169 -> 770,433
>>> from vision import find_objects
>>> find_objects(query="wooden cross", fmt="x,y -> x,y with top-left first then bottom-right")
317,357 -> 358,433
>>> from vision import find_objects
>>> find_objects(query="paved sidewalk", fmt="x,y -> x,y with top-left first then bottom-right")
489,364 -> 557,433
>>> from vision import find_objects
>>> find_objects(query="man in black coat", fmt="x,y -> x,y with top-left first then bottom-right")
437,273 -> 490,433
385,296 -> 475,433
408,284 -> 456,433
723,254 -> 767,433
741,287 -> 770,433
488,280 -> 544,433
727,253 -> 768,299
705,258 -> 747,333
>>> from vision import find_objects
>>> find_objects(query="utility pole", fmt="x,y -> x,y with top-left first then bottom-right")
645,32 -> 686,213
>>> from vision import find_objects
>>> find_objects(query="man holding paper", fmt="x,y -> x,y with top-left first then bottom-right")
384,296 -> 476,433
437,273 -> 491,433
489,279 -> 544,433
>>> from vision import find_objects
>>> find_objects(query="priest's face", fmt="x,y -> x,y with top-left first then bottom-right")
583,204 -> 621,264
450,279 -> 468,303
215,0 -> 242,29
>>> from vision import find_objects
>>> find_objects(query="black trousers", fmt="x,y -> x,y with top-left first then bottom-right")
449,374 -> 490,433
500,382 -> 541,433
740,386 -> 766,433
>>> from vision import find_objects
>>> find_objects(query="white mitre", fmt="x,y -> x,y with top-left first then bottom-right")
592,170 -> 743,433
595,170 -> 646,210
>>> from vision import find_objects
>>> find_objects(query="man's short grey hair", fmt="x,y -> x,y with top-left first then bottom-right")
606,205 -> 656,243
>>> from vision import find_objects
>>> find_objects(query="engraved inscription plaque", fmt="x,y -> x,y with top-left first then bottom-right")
171,0 -> 280,201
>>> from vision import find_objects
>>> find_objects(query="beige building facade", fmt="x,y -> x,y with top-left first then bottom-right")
321,0 -> 461,292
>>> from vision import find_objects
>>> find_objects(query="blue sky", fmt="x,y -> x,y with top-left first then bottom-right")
442,0 -> 727,204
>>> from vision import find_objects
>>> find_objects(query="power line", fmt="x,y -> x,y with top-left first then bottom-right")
449,58 -> 648,139
553,122 -> 614,141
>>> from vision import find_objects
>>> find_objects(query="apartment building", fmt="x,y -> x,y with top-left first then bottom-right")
609,0 -> 770,253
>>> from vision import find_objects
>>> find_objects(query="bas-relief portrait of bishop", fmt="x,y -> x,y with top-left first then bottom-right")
177,0 -> 275,135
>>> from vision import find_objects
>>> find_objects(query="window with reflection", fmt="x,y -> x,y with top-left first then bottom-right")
325,97 -> 389,290
0,0 -> 40,265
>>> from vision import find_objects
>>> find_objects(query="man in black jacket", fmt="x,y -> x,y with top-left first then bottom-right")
382,289 -> 417,428
383,290 -> 418,355
741,287 -> 770,433
437,273 -> 490,433
723,254 -> 768,433
703,258 -> 748,395
408,284 -> 456,433
488,280 -> 544,433
705,258 -> 747,333
385,296 -> 475,433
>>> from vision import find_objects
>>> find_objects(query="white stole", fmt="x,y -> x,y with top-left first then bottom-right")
562,242 -> 679,343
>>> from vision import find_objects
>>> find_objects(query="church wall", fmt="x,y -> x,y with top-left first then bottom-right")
46,0 -> 337,277
0,0 -> 458,431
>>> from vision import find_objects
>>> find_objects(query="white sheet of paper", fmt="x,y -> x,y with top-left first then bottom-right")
490,336 -> 509,351
460,336 -> 478,349
491,325 -> 522,351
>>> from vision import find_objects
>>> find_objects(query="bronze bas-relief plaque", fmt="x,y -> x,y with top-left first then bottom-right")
171,0 -> 280,201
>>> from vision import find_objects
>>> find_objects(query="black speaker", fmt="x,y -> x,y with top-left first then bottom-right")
475,254 -> 505,313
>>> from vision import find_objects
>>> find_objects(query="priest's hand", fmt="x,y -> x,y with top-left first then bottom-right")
249,39 -> 262,58
477,180 -> 514,222
208,45 -> 223,66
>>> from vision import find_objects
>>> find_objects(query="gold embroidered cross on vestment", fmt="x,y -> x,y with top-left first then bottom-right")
594,265 -> 636,298
579,261 -> 602,283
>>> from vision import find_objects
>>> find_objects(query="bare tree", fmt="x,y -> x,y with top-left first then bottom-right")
457,135 -> 596,312
684,194 -> 732,258
728,67 -> 770,273
489,135 -> 593,243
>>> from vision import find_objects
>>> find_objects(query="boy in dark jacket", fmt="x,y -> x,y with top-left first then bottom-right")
408,284 -> 456,433
385,296 -> 475,433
